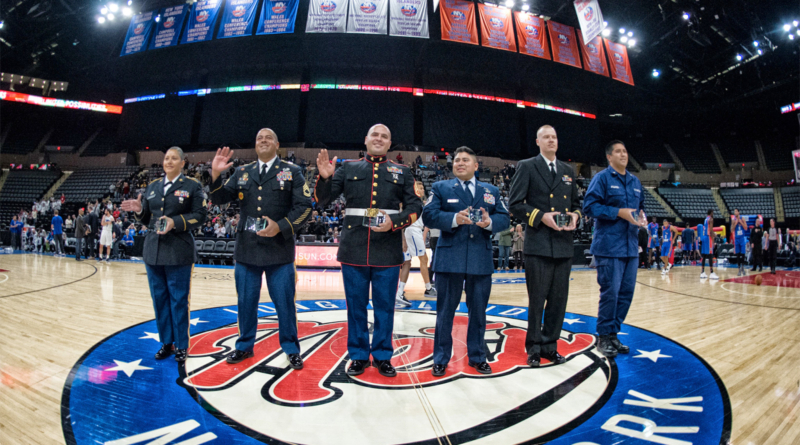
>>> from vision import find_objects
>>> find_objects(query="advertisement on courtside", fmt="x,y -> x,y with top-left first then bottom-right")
217,0 -> 259,39
306,0 -> 349,33
149,5 -> 189,49
514,12 -> 550,60
440,0 -> 478,45
547,21 -> 582,68
477,3 -> 516,52
181,0 -> 223,44
347,0 -> 388,34
605,38 -> 635,85
256,0 -> 299,35
578,31 -> 609,77
389,0 -> 429,38
573,0 -> 604,44
120,10 -> 156,56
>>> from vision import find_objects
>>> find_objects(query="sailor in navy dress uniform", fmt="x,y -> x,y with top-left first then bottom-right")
582,140 -> 646,358
421,146 -> 509,377
121,147 -> 207,362
208,129 -> 312,369
315,124 -> 423,378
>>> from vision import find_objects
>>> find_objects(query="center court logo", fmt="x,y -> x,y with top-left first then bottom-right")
63,300 -> 731,444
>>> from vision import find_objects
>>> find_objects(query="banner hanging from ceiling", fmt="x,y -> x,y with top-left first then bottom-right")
306,0 -> 349,33
547,21 -> 582,68
217,0 -> 259,38
440,0 -> 478,45
182,0 -> 223,43
121,10 -> 156,56
514,12 -> 550,60
578,31 -> 609,76
573,0 -> 604,44
604,38 -> 635,85
347,0 -> 388,34
389,0 -> 429,38
149,5 -> 189,49
256,0 -> 299,34
477,3 -> 516,52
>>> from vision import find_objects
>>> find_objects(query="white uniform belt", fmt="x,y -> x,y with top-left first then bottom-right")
345,208 -> 400,216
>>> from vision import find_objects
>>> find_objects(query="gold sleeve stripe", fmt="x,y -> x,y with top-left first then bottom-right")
180,215 -> 187,231
210,177 -> 231,194
529,209 -> 539,227
293,208 -> 311,225
285,217 -> 295,235
574,209 -> 582,218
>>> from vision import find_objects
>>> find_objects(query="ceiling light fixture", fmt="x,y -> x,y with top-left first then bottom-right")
620,36 -> 628,43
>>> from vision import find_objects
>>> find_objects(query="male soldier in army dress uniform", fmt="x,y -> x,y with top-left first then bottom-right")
315,124 -> 423,377
209,128 -> 312,368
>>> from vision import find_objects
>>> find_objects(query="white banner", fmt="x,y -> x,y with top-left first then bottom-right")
306,0 -> 349,33
347,0 -> 388,34
574,0 -> 604,44
389,0 -> 429,38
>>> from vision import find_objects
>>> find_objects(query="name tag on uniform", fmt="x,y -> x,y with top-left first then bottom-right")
277,171 -> 292,182
483,193 -> 495,205
447,199 -> 459,203
610,185 -> 620,189
562,175 -> 572,183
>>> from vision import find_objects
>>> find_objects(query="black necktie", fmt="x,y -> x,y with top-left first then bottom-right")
260,163 -> 268,182
163,181 -> 172,193
464,181 -> 473,198
549,162 -> 557,181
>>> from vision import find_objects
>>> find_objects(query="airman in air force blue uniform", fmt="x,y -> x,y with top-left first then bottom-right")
208,129 -> 312,369
583,140 -> 645,358
422,146 -> 509,377
121,147 -> 207,363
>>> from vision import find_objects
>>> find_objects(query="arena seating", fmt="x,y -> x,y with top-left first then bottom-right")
669,139 -> 721,174
0,170 -> 61,226
625,139 -> 672,167
715,138 -> 758,165
642,189 -> 671,219
54,166 -> 140,204
720,188 -> 776,219
761,133 -> 796,171
781,187 -> 800,218
1,124 -> 49,155
658,187 -> 723,220
81,129 -> 122,157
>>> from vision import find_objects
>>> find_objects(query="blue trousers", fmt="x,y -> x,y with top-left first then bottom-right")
497,245 -> 511,269
145,264 -> 193,349
341,264 -> 400,361
595,256 -> 637,336
234,262 -> 300,355
434,272 -> 491,365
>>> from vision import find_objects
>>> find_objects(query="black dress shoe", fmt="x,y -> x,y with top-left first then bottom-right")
287,354 -> 304,370
347,360 -> 369,376
226,349 -> 254,364
154,344 -> 173,360
541,351 -> 566,365
373,359 -> 397,377
597,335 -> 618,358
527,353 -> 541,368
431,364 -> 447,377
468,361 -> 492,374
610,334 -> 629,354
174,349 -> 187,362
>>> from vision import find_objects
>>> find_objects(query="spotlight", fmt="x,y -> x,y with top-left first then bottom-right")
628,39 -> 636,47
652,69 -> 660,78
108,3 -> 119,12
155,14 -> 160,22
504,0 -> 513,7
122,6 -> 132,16
619,28 -> 625,34
101,6 -> 108,14
0,20 -> 4,29
602,28 -> 610,37
797,29 -> 800,36
98,16 -> 106,23
620,36 -> 628,43
627,31 -> 633,37
603,21 -> 607,27
682,12 -> 689,20
785,24 -> 792,32
127,0 -> 132,4
753,41 -> 759,47
795,20 -> 799,27
757,49 -> 762,55
107,13 -> 115,20
521,4 -> 529,11
790,34 -> 796,40
736,54 -> 742,61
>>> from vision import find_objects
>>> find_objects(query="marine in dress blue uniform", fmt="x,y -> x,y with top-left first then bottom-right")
314,124 -> 423,378
208,129 -> 312,369
583,141 -> 645,358
121,147 -> 207,362
421,147 -> 509,377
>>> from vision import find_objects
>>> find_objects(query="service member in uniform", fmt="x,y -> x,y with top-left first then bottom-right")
209,129 -> 312,368
121,147 -> 207,362
421,146 -> 509,377
315,124 -> 423,378
583,140 -> 645,357
509,125 -> 582,367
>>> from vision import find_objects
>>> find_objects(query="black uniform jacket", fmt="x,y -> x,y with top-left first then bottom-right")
508,154 -> 582,259
209,159 -> 312,267
314,154 -> 423,267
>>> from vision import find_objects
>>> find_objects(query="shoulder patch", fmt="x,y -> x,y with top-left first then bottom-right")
303,182 -> 311,197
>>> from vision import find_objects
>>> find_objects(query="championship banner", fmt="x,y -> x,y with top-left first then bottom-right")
573,0 -> 603,44
604,38 -> 635,85
389,0 -> 428,38
547,21 -> 582,68
477,3 -> 515,52
514,12 -> 550,59
181,0 -> 223,44
347,0 -> 388,34
440,0 -> 478,45
306,0 -> 349,33
256,0 -> 299,35
149,5 -> 189,49
578,31 -> 609,76
120,10 -> 156,56
217,0 -> 259,39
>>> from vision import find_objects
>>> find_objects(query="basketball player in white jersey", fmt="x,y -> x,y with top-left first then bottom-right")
396,183 -> 436,307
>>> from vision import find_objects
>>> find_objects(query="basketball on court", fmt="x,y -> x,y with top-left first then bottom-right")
755,275 -> 763,286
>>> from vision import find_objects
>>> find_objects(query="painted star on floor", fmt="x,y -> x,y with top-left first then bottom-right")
190,318 -> 208,326
634,349 -> 672,363
139,332 -> 160,342
105,359 -> 153,377
563,317 -> 585,325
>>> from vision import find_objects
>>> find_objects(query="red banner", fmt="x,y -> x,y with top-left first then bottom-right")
547,21 -> 582,68
604,38 -> 635,85
440,0 -> 478,45
514,12 -> 550,60
578,31 -> 609,77
477,3 -> 516,52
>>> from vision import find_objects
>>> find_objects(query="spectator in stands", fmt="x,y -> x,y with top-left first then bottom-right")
60,193 -> 65,204
64,215 -> 74,231
51,210 -> 65,257
511,224 -> 524,271
34,229 -> 44,253
750,219 -> 764,271
767,219 -> 780,274
396,153 -> 403,164
214,221 -> 226,238
497,226 -> 513,271
109,182 -> 117,199
139,225 -> 149,236
52,197 -> 61,212
446,153 -> 452,170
